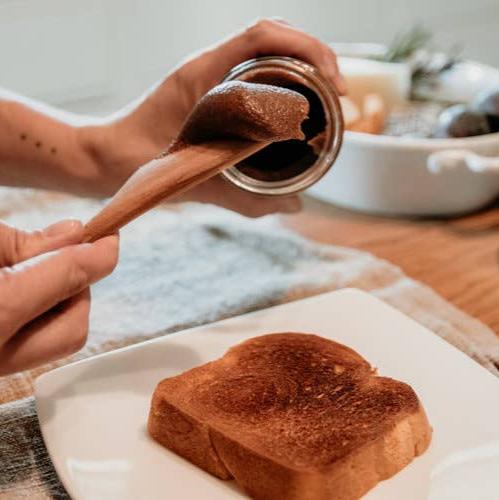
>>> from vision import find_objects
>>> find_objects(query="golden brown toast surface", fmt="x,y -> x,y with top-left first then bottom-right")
148,333 -> 432,499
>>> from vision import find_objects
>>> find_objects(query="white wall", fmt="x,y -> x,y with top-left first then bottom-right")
1,0 -> 498,115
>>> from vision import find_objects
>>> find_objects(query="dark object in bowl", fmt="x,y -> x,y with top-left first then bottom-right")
433,104 -> 491,138
471,89 -> 499,133
472,88 -> 499,115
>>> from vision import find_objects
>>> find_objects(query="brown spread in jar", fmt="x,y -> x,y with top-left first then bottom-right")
235,68 -> 331,182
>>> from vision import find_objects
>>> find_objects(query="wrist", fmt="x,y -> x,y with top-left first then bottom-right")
76,120 -> 160,196
75,71 -> 190,197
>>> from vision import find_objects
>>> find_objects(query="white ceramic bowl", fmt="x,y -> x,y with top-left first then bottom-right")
308,61 -> 499,216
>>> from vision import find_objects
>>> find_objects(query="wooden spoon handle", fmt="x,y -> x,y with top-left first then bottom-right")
82,140 -> 266,243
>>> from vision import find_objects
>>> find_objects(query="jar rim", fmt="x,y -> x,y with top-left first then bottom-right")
221,57 -> 344,196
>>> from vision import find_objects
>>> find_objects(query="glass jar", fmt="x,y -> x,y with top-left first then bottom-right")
221,56 -> 344,196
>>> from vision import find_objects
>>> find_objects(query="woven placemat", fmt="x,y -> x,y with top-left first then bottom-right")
1,189 -> 498,498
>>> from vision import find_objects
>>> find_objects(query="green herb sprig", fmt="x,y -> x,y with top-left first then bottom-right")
382,25 -> 433,63
375,25 -> 461,98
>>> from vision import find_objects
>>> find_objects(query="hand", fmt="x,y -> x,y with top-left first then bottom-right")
82,19 -> 344,215
135,18 -> 346,145
0,219 -> 119,376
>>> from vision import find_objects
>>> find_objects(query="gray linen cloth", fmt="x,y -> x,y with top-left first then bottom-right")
1,189 -> 498,499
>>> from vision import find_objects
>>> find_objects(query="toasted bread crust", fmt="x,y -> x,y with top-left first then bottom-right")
148,333 -> 432,499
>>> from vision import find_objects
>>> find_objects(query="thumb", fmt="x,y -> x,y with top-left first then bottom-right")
0,219 -> 84,267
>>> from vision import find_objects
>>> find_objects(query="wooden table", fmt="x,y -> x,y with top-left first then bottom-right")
284,196 -> 499,336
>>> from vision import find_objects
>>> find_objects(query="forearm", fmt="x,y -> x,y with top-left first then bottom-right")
0,89 -> 163,197
0,58 -> 231,197
0,89 -> 97,194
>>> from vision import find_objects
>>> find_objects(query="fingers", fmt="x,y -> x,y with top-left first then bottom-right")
0,234 -> 119,343
237,19 -> 346,94
0,289 -> 90,376
0,219 -> 84,267
241,194 -> 302,218
174,176 -> 302,217
268,17 -> 291,26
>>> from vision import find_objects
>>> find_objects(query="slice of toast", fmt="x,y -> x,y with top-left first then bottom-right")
148,333 -> 432,499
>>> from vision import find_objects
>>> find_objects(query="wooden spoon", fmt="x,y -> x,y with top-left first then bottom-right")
82,139 -> 267,243
81,80 -> 309,242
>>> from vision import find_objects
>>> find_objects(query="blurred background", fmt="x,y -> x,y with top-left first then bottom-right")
1,0 -> 498,116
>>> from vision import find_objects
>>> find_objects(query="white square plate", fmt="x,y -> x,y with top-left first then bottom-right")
35,289 -> 499,500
